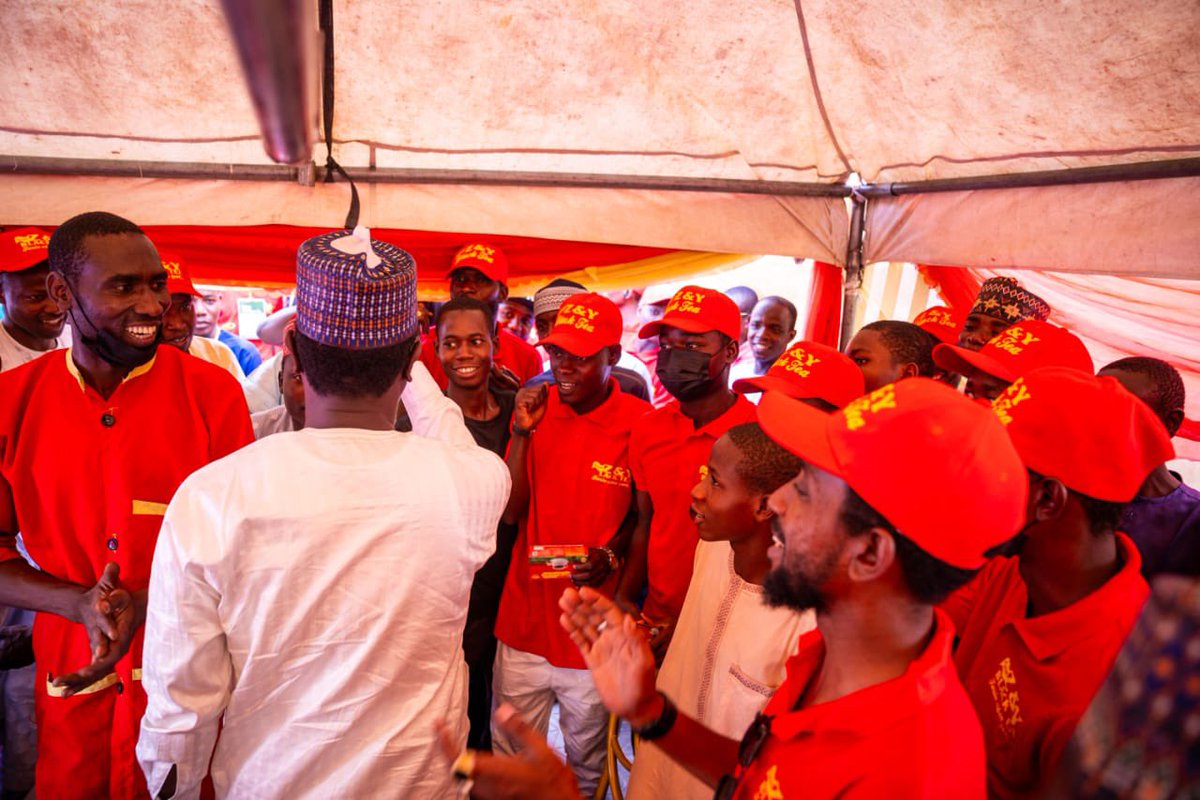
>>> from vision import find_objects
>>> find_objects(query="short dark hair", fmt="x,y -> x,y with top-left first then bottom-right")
1100,356 -> 1185,428
294,330 -> 417,398
506,297 -> 534,313
862,320 -> 937,377
435,295 -> 496,338
839,487 -> 978,604
726,423 -> 804,494
48,212 -> 145,281
727,285 -> 759,313
759,295 -> 799,330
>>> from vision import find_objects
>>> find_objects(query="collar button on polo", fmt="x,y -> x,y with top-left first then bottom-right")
101,412 -> 116,427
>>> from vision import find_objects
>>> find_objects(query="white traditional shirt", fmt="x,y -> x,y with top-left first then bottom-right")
188,335 -> 246,381
250,403 -> 296,440
0,321 -> 71,373
627,539 -> 814,800
137,363 -> 510,799
242,352 -> 282,414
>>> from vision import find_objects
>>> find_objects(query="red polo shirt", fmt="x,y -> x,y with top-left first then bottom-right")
420,327 -> 543,390
0,346 -> 254,799
630,396 -> 756,620
942,533 -> 1149,799
732,609 -> 986,798
495,382 -> 650,669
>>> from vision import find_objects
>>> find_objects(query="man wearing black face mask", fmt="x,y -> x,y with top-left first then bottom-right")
0,211 -> 253,798
615,285 -> 756,662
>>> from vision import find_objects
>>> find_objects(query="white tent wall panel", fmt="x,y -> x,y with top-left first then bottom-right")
864,177 -> 1200,279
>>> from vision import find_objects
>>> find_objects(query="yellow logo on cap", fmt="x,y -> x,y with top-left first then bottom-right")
992,377 -> 1032,425
163,261 -> 183,280
455,244 -> 495,265
558,302 -> 599,334
666,290 -> 707,316
843,385 -> 897,431
990,325 -> 1039,357
777,347 -> 821,378
13,233 -> 49,252
591,462 -> 631,487
919,308 -> 954,327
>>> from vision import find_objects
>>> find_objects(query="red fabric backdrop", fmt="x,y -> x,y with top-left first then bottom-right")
803,261 -> 843,346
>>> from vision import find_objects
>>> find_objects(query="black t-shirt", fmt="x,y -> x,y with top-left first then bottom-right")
462,388 -> 515,457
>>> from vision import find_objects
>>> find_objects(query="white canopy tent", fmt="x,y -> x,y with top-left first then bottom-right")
1,0 -> 1198,277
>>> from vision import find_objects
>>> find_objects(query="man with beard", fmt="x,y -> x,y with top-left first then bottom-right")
615,286 -> 756,662
0,227 -> 70,372
0,211 -> 253,799
729,296 -> 797,385
442,379 -> 1027,797
418,242 -> 543,390
958,276 -> 1051,351
944,368 -> 1171,798
492,292 -> 649,794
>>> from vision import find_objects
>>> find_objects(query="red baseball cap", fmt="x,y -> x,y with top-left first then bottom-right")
0,227 -> 51,273
758,378 -> 1028,569
450,242 -> 509,284
992,367 -> 1175,502
933,319 -> 1092,383
637,285 -> 740,341
161,253 -> 202,297
913,305 -> 965,345
538,292 -> 623,357
734,340 -> 865,408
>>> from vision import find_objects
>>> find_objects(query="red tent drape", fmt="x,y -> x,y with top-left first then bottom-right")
803,261 -> 843,346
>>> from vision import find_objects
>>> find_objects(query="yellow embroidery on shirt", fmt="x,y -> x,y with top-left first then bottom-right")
842,384 -> 897,431
753,765 -> 783,800
132,500 -> 169,516
988,657 -> 1023,741
591,462 -> 631,488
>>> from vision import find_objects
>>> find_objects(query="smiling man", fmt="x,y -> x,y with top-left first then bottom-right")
0,227 -> 71,373
730,296 -> 797,384
958,277 -> 1051,351
0,211 -> 253,799
492,292 -> 650,793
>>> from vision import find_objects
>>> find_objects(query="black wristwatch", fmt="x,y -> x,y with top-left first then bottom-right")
632,692 -> 678,741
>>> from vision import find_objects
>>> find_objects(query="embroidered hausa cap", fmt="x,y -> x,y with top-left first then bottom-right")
933,319 -> 1093,384
913,305 -> 966,345
969,277 -> 1051,324
733,340 -> 865,408
295,226 -> 418,349
758,378 -> 1027,568
533,278 -> 587,319
450,242 -> 509,284
537,292 -> 623,357
991,367 -> 1174,502
161,253 -> 202,297
0,227 -> 52,273
637,285 -> 741,341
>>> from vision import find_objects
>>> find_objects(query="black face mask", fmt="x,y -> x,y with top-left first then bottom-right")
69,283 -> 160,369
657,347 -> 721,402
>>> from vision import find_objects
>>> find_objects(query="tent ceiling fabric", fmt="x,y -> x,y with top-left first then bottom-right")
0,1 -> 1198,271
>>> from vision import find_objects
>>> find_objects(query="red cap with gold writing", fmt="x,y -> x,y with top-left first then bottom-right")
734,340 -> 864,408
450,242 -> 509,284
637,285 -> 741,341
758,378 -> 1027,568
537,292 -> 623,357
933,319 -> 1092,383
913,305 -> 965,345
992,367 -> 1174,502
160,252 -> 202,297
0,227 -> 51,273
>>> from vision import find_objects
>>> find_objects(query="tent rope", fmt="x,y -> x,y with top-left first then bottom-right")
319,0 -> 360,230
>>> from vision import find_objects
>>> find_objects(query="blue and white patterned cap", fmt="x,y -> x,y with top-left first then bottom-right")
295,226 -> 418,349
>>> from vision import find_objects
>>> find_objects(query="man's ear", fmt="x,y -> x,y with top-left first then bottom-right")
845,527 -> 897,584
723,336 -> 740,362
606,344 -> 622,367
401,336 -> 421,382
1031,476 -> 1069,523
46,270 -> 73,312
752,494 -> 774,523
497,283 -> 510,302
1164,408 -> 1184,438
900,361 -> 921,380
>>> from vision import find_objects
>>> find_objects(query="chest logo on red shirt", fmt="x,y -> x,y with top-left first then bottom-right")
988,656 -> 1024,741
591,461 -> 631,487
753,765 -> 783,800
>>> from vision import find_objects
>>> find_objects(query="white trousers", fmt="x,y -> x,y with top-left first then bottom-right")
492,643 -> 608,793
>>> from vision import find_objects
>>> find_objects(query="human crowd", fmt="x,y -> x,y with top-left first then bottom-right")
0,212 -> 1195,799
